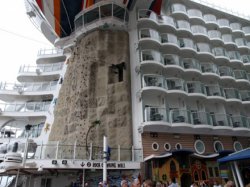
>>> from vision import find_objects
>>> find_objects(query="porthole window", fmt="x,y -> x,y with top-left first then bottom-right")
152,142 -> 159,151
213,141 -> 224,152
164,143 -> 171,151
175,143 -> 182,150
194,140 -> 205,154
233,141 -> 243,151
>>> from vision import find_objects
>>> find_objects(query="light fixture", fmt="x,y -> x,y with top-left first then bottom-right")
38,165 -> 43,172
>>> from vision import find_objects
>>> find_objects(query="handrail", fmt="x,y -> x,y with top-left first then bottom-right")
189,0 -> 250,20
19,62 -> 64,73
0,101 -> 51,112
0,81 -> 58,92
37,48 -> 63,56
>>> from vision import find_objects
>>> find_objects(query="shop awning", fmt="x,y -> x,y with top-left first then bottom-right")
218,148 -> 250,163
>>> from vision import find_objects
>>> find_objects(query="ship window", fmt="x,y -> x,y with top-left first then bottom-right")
101,4 -> 112,18
194,140 -> 205,154
233,141 -> 243,151
152,142 -> 159,151
175,143 -> 182,150
113,4 -> 125,20
84,7 -> 99,25
164,142 -> 171,151
213,141 -> 224,152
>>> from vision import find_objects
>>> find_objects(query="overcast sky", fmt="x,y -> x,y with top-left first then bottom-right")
0,0 -> 250,82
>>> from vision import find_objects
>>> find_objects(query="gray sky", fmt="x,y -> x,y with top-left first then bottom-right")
0,0 -> 250,82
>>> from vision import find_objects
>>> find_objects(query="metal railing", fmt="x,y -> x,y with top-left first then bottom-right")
0,101 -> 51,113
19,63 -> 63,73
37,48 -> 63,56
143,107 -> 250,129
26,142 -> 142,162
0,81 -> 58,92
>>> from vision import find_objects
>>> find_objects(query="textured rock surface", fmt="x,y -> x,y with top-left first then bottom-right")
49,30 -> 132,159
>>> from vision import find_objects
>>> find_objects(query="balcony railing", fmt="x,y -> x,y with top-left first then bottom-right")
186,81 -> 205,94
19,63 -> 64,73
143,107 -> 250,129
0,81 -> 58,92
205,85 -> 224,97
201,63 -> 219,74
75,1 -> 129,30
182,58 -> 201,71
144,106 -> 168,122
37,48 -> 63,56
233,70 -> 249,81
240,90 -> 250,101
143,75 -> 164,88
224,88 -> 241,100
29,142 -> 142,162
0,101 -> 50,113
219,66 -> 234,77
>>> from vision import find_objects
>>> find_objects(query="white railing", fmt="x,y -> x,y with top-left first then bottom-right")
24,142 -> 143,162
19,63 -> 63,73
0,81 -> 58,92
37,48 -> 63,56
190,0 -> 250,20
0,101 -> 51,113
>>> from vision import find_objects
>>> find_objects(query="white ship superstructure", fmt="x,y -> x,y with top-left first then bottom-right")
0,0 -> 249,186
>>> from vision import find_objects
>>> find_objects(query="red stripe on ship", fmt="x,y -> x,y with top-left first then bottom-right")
54,0 -> 61,37
36,0 -> 43,12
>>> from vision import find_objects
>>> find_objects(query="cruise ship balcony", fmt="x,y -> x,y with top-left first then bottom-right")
137,9 -> 158,28
0,101 -> 50,117
161,33 -> 180,53
233,70 -> 250,85
0,81 -> 57,101
139,29 -> 161,48
200,63 -> 220,80
0,122 -> 44,142
230,23 -> 244,36
235,38 -> 250,52
158,15 -> 176,33
228,51 -> 243,67
222,34 -> 237,49
142,107 -> 250,136
171,3 -> 188,19
240,90 -> 250,104
208,30 -> 223,46
196,43 -> 214,61
224,88 -> 241,103
218,66 -> 235,82
36,49 -> 66,64
212,47 -> 230,63
217,18 -> 231,32
186,81 -> 206,99
204,14 -> 218,27
205,84 -> 225,102
17,63 -> 63,82
182,58 -> 201,75
187,9 -> 204,24
241,55 -> 250,70
242,26 -> 250,39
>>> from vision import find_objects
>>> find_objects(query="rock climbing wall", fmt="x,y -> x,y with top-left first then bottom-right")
49,30 -> 132,160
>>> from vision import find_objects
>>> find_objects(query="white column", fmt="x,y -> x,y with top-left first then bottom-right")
14,169 -> 20,187
234,161 -> 244,187
103,136 -> 107,183
230,162 -> 238,187
82,169 -> 85,187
